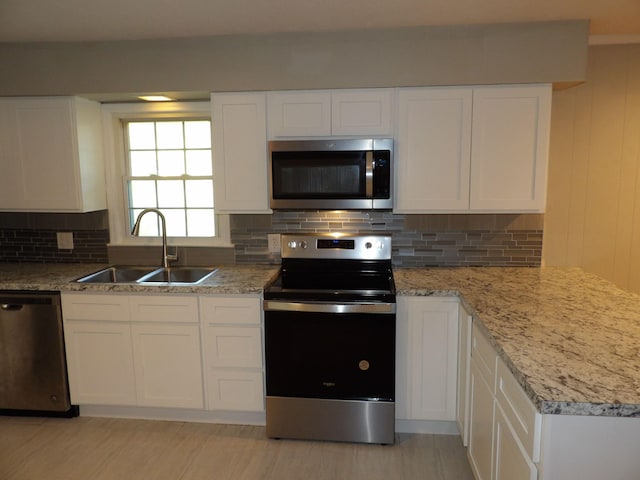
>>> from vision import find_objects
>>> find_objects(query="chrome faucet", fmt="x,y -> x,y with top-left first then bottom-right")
131,208 -> 178,268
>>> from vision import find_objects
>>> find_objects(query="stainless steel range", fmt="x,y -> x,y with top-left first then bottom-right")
263,233 -> 396,444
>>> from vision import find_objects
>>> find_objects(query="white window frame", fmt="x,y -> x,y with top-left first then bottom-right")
102,101 -> 231,247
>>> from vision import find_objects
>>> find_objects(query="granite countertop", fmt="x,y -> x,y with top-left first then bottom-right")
394,266 -> 640,417
3,262 -> 639,418
0,263 -> 280,295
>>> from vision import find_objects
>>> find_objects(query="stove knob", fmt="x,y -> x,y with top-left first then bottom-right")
288,241 -> 297,249
300,241 -> 308,249
365,242 -> 372,249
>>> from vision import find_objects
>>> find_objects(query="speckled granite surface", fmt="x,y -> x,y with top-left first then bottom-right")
3,262 -> 639,418
0,263 -> 280,295
395,267 -> 640,417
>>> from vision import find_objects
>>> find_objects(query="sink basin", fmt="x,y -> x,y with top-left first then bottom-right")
136,267 -> 218,285
74,266 -> 217,285
75,266 -> 158,283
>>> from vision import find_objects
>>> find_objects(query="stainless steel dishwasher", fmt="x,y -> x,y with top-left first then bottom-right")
0,291 -> 77,416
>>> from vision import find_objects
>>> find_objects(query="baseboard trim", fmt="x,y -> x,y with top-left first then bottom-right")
79,405 -> 266,426
78,405 -> 460,437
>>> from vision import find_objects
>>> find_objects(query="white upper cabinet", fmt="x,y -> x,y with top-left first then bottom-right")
395,88 -> 472,212
267,91 -> 331,137
211,92 -> 270,213
331,89 -> 393,135
267,89 -> 393,138
470,85 -> 551,211
0,96 -> 106,212
395,84 -> 551,213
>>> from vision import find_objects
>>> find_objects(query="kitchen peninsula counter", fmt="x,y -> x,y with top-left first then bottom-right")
0,263 -> 280,295
394,266 -> 640,417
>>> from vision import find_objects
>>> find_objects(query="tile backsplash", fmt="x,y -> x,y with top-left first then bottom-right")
231,211 -> 543,267
0,209 -> 543,267
0,211 -> 109,263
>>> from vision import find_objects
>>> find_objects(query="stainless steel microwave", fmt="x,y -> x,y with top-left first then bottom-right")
268,138 -> 393,210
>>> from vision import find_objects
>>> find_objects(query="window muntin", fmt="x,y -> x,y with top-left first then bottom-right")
124,119 -> 215,238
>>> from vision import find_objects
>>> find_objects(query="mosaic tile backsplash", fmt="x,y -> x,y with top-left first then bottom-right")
231,211 -> 543,267
0,210 -> 542,267
0,211 -> 109,263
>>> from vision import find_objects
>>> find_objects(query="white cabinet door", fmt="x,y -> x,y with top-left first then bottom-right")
267,89 -> 393,137
200,295 -> 262,326
129,295 -> 198,323
205,326 -> 263,368
470,84 -> 551,212
207,370 -> 265,412
468,358 -> 495,480
211,92 -> 270,213
494,403 -> 538,480
0,97 -> 105,212
395,87 -> 472,212
62,292 -> 204,410
457,302 -> 473,446
267,91 -> 331,137
131,323 -> 204,409
63,321 -> 136,406
0,100 -> 21,210
331,89 -> 393,136
397,297 -> 459,421
200,295 -> 265,413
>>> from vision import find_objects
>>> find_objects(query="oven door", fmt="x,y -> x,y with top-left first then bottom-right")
264,302 -> 395,401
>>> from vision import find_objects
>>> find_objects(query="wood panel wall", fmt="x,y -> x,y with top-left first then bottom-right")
543,44 -> 640,293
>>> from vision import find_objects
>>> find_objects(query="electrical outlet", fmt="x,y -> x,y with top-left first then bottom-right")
56,232 -> 74,250
267,233 -> 281,253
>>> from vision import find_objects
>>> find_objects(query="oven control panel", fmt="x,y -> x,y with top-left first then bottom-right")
281,234 -> 391,260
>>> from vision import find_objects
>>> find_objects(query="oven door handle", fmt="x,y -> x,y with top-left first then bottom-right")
263,300 -> 396,314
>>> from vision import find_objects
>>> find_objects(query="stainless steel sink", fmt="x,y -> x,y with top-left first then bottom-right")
137,267 -> 218,285
74,266 -> 217,285
75,266 -> 158,283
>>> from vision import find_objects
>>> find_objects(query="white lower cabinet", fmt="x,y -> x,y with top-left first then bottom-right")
396,296 -> 459,422
61,292 -> 203,409
493,403 -> 537,480
63,320 -> 136,405
200,295 -> 264,412
457,301 -> 473,446
466,323 -> 541,480
468,359 -> 495,480
131,323 -> 203,408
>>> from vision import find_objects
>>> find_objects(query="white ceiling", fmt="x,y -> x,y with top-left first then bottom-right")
0,0 -> 639,43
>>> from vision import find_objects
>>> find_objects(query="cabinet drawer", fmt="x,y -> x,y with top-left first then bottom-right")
61,293 -> 130,321
496,359 -> 542,462
129,295 -> 198,323
205,326 -> 263,368
207,370 -> 264,412
200,296 -> 261,326
471,324 -> 497,391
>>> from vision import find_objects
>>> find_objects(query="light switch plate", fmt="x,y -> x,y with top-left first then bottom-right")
56,232 -> 74,250
267,233 -> 281,253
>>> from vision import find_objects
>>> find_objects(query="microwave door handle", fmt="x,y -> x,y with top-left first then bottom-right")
365,151 -> 374,198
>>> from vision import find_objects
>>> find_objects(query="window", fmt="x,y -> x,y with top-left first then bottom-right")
125,119 -> 215,237
102,101 -> 230,247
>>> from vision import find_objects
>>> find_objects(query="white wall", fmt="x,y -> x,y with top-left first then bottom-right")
0,21 -> 588,97
543,44 -> 640,293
